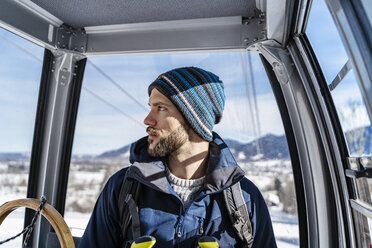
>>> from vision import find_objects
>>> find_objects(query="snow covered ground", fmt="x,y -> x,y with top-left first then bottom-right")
0,196 -> 299,247
0,204 -> 298,248
0,158 -> 299,247
270,206 -> 299,247
0,208 -> 25,248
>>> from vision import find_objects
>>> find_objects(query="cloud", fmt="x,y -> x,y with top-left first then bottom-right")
332,83 -> 371,130
3,14 -> 360,155
73,112 -> 147,154
72,90 -> 285,154
169,52 -> 212,65
0,118 -> 35,152
215,93 -> 284,143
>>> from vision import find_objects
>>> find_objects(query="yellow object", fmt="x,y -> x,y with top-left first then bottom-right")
130,239 -> 156,248
198,241 -> 219,248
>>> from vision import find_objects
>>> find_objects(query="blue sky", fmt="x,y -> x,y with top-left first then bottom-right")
0,0 -> 370,154
72,50 -> 278,154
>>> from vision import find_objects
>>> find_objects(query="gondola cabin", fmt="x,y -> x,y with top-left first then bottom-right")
0,0 -> 371,247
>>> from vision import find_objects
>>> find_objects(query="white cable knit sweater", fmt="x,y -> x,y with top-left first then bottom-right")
165,167 -> 205,209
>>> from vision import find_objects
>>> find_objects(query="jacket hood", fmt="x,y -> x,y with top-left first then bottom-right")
128,132 -> 245,194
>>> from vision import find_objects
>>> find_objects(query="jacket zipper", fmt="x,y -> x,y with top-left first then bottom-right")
198,217 -> 204,235
176,215 -> 184,238
174,203 -> 184,245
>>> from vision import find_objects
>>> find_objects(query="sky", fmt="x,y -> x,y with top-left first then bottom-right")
0,0 -> 370,155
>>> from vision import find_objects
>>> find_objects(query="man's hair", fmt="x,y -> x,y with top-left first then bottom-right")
148,67 -> 225,141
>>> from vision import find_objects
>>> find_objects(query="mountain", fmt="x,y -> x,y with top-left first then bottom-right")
98,124 -> 372,161
97,144 -> 131,158
225,134 -> 289,161
2,126 -> 369,162
97,133 -> 289,162
0,152 -> 29,161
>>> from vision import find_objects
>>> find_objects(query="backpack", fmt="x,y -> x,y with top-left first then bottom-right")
118,166 -> 253,248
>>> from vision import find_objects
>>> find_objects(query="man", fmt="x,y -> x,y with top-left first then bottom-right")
79,67 -> 277,247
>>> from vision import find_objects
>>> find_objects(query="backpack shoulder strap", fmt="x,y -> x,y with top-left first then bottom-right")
223,181 -> 253,248
118,166 -> 142,241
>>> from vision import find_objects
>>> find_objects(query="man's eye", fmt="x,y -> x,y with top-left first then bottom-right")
159,106 -> 166,111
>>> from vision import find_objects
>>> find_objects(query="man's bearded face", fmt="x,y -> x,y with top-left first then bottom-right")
144,88 -> 191,157
146,123 -> 189,157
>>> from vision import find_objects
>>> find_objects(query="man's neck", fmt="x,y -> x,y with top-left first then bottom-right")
167,136 -> 209,180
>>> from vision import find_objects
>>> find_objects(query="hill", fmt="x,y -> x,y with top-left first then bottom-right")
98,133 -> 290,162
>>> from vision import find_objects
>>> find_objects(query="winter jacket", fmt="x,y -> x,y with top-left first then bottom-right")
79,132 -> 277,248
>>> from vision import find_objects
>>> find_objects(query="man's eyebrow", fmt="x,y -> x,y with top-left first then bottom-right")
148,101 -> 172,107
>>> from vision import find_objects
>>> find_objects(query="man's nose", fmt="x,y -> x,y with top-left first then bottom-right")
144,111 -> 156,126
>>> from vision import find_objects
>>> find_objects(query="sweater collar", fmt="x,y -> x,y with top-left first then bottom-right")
127,132 -> 245,194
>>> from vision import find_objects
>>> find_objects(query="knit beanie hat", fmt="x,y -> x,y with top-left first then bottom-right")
148,67 -> 225,141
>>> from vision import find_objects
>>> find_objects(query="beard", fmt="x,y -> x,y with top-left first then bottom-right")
147,124 -> 189,157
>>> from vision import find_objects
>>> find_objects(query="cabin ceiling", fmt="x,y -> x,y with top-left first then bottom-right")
31,0 -> 256,28
0,0 -> 300,55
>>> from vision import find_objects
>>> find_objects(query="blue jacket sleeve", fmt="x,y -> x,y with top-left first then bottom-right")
240,178 -> 277,248
79,169 -> 126,248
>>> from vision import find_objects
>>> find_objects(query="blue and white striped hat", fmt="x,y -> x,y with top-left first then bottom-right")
148,67 -> 225,141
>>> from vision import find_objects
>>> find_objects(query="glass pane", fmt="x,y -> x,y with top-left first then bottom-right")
355,157 -> 372,204
66,52 -> 299,247
331,71 -> 372,156
361,0 -> 372,28
306,0 -> 348,83
352,210 -> 371,247
355,178 -> 372,204
307,0 -> 372,156
0,28 -> 43,247
308,0 -> 372,246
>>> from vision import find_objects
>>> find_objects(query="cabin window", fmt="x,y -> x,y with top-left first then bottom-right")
65,51 -> 299,246
0,28 -> 43,245
307,0 -> 372,157
307,0 -> 372,246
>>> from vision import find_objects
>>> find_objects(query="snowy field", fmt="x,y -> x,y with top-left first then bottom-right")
0,202 -> 298,248
0,159 -> 299,247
